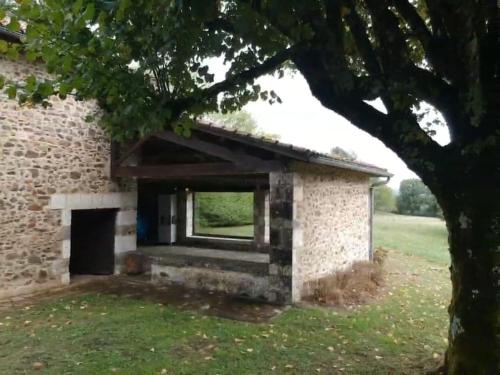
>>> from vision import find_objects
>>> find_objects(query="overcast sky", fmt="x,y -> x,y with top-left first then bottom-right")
241,72 -> 450,190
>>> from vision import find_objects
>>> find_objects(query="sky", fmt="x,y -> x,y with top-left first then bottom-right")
240,72 -> 450,190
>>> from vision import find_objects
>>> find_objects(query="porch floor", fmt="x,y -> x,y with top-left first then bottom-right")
138,245 -> 269,276
139,245 -> 269,263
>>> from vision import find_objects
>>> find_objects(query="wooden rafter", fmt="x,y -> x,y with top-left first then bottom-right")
153,131 -> 266,165
113,161 -> 283,179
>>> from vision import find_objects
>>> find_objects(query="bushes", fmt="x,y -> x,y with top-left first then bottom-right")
194,192 -> 254,228
374,185 -> 397,213
304,249 -> 387,307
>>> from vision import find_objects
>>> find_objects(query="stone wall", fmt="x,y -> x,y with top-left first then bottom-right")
0,57 -> 136,299
291,163 -> 371,300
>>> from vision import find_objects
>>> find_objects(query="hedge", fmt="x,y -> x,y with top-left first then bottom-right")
194,192 -> 254,228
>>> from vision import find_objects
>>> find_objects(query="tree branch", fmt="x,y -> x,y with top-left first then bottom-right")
164,43 -> 302,118
393,0 -> 432,48
364,0 -> 412,72
342,0 -> 382,75
295,55 -> 445,186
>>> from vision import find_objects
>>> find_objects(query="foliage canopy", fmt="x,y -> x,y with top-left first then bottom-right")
374,185 -> 396,213
397,179 -> 441,218
1,1 -> 499,371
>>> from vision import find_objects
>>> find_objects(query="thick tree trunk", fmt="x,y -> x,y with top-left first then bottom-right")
443,185 -> 500,374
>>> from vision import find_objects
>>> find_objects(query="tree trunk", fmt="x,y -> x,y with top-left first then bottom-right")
443,185 -> 500,374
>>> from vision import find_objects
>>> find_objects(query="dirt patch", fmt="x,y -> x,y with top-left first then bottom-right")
0,275 -> 284,323
303,249 -> 387,307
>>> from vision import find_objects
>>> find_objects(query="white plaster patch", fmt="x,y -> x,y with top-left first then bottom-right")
61,240 -> 71,259
49,194 -> 67,209
116,210 -> 137,226
61,209 -> 71,226
60,272 -> 70,285
293,225 -> 304,248
49,193 -> 137,210
114,234 -> 136,254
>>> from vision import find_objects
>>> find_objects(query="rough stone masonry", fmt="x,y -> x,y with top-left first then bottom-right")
0,57 -> 136,299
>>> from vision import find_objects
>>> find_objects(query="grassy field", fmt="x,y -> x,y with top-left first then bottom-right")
374,212 -> 449,264
0,214 -> 451,374
196,225 -> 254,238
198,213 -> 449,266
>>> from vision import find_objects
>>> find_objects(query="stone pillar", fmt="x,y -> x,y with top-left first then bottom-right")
254,189 -> 266,250
264,191 -> 270,243
268,172 -> 294,304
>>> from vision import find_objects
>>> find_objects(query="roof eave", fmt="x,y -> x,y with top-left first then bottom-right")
310,155 -> 393,178
0,27 -> 23,44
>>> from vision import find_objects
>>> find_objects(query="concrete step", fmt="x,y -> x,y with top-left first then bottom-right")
138,246 -> 269,276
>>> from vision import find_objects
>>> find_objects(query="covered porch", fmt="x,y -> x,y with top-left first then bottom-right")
111,121 -> 390,304
112,122 -> 294,303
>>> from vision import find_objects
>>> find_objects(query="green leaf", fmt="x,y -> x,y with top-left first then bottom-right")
6,46 -> 19,60
25,75 -> 37,91
83,3 -> 96,21
6,17 -> 20,32
6,85 -> 17,99
62,55 -> 73,72
72,0 -> 84,14
0,40 -> 8,54
117,0 -> 132,21
26,50 -> 38,62
0,75 -> 5,90
58,82 -> 72,96
38,82 -> 54,97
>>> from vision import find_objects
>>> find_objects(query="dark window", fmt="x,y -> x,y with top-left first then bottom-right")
193,192 -> 254,239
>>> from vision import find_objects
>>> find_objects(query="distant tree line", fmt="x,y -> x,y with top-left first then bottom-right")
374,179 -> 442,218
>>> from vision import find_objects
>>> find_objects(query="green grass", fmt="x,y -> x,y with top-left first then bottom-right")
0,214 -> 451,374
196,225 -> 254,238
374,212 -> 449,264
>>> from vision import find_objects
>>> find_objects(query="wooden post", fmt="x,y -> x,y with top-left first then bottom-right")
254,189 -> 266,251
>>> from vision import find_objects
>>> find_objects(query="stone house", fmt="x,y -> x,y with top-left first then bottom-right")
0,27 -> 391,304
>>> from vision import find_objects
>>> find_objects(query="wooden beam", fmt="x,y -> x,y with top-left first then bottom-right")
154,131 -> 266,165
113,161 -> 283,179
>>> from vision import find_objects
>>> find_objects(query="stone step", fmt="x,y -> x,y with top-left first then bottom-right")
138,246 -> 269,276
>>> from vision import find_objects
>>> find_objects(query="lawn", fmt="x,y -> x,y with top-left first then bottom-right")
374,212 -> 449,264
196,225 -> 254,238
0,214 -> 451,374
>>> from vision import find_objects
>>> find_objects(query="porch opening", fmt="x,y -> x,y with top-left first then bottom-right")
70,209 -> 116,276
193,192 -> 254,239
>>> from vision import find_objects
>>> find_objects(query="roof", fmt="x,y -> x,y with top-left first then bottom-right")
195,120 -> 392,177
0,26 -> 23,44
0,23 -> 389,178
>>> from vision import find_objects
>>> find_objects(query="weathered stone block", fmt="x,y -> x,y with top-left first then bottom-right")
114,234 -> 137,254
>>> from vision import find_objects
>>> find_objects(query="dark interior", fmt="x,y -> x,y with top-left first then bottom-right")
70,209 -> 116,276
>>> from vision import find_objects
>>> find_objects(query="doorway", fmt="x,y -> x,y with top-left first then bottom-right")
70,209 -> 116,276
